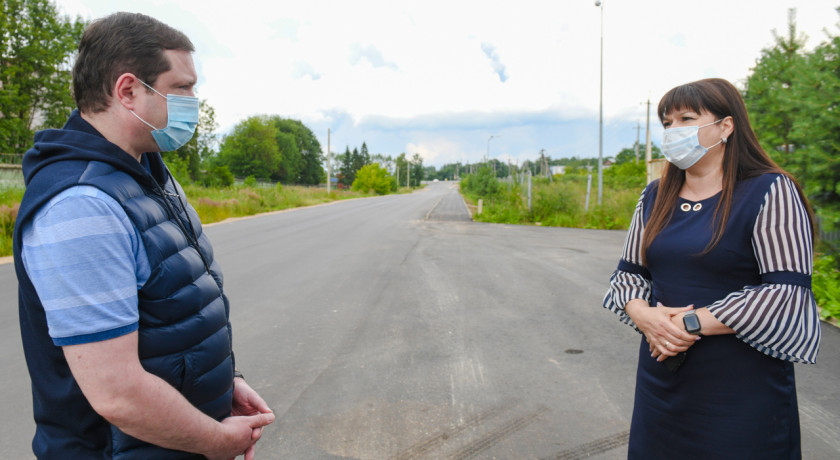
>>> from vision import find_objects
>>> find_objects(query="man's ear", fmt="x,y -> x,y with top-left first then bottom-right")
114,73 -> 141,110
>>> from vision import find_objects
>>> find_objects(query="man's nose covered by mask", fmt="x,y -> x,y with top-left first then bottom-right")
129,80 -> 199,152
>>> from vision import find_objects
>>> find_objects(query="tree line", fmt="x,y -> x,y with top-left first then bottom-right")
1,0 -> 427,193
425,145 -> 664,182
333,145 -> 424,188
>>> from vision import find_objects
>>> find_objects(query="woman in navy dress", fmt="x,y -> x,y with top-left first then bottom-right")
603,78 -> 821,459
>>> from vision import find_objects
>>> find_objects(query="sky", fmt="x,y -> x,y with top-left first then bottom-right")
53,0 -> 840,168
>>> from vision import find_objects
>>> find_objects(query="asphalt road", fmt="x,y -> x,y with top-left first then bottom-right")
1,181 -> 838,459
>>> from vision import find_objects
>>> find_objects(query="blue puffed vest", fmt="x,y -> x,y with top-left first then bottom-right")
13,110 -> 234,459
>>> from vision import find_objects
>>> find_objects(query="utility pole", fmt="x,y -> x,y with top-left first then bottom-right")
326,128 -> 331,193
596,0 -> 604,205
645,98 -> 652,184
635,122 -> 640,164
527,170 -> 532,211
538,149 -> 550,180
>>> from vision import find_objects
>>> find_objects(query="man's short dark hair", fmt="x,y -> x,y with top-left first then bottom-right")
72,12 -> 194,113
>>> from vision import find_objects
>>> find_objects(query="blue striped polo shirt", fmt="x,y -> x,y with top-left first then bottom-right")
20,185 -> 151,346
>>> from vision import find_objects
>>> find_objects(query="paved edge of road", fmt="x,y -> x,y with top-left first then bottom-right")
0,188 -> 434,267
205,186 -> 431,227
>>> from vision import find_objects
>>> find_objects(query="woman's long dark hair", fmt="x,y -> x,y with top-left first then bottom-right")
641,78 -> 814,265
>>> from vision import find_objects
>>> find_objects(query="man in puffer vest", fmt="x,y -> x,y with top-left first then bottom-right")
13,12 -> 274,459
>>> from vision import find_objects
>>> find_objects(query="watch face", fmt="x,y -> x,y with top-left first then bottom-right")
683,313 -> 701,334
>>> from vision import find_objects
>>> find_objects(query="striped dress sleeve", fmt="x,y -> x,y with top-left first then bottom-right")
706,175 -> 821,363
602,188 -> 652,331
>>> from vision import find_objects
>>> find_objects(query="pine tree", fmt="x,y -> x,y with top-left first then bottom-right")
339,146 -> 354,186
360,142 -> 370,166
745,7 -> 840,229
744,9 -> 808,175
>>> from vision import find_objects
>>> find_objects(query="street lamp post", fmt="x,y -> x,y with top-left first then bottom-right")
486,135 -> 500,164
595,0 -> 603,205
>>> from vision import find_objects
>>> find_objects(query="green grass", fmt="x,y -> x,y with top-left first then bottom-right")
463,175 -> 641,230
0,184 -> 24,257
185,184 -> 368,224
0,183 -> 370,257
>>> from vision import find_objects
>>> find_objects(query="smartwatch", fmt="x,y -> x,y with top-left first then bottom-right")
683,311 -> 702,335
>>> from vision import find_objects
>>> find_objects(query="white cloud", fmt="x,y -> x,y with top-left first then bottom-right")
291,61 -> 321,80
405,138 -> 464,164
480,42 -> 508,83
349,44 -> 398,70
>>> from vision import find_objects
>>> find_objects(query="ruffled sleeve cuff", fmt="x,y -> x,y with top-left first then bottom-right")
603,262 -> 651,332
706,282 -> 821,363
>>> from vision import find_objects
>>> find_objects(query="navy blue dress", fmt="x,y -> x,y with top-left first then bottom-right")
604,173 -> 821,460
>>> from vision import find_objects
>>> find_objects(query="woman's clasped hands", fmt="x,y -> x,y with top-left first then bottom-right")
625,300 -> 701,362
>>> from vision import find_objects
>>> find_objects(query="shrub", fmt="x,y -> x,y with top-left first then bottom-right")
202,165 -> 235,188
163,155 -> 192,185
352,164 -> 393,195
604,161 -> 646,190
461,166 -> 502,198
531,182 -> 580,223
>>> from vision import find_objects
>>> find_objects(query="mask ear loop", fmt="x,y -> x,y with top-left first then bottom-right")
129,109 -> 162,130
129,78 -> 167,130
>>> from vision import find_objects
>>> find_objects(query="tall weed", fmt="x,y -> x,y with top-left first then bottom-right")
0,186 -> 24,257
0,203 -> 19,256
465,173 -> 640,231
814,254 -> 840,321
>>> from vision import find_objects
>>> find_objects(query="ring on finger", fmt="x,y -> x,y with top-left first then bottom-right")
665,341 -> 671,348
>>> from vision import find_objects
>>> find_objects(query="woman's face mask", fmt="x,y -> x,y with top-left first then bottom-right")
129,79 -> 199,152
661,118 -> 725,170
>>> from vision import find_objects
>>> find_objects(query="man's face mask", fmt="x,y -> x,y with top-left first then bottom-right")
129,79 -> 199,152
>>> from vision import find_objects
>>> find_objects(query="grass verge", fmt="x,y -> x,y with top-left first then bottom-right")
0,183 -> 373,257
185,184 -> 369,224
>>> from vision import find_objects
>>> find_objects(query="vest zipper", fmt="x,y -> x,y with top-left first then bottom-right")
151,180 -> 215,279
